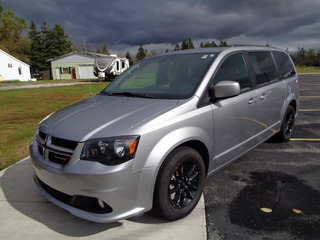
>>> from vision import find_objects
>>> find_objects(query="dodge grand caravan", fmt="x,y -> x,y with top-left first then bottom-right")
30,46 -> 299,223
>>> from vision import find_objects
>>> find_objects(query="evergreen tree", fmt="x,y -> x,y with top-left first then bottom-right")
125,51 -> 133,66
187,38 -> 194,49
219,40 -> 228,47
211,41 -> 218,47
28,21 -> 43,69
102,44 -> 109,55
181,39 -> 188,50
136,44 -> 146,61
174,44 -> 180,51
28,21 -> 73,70
96,48 -> 101,53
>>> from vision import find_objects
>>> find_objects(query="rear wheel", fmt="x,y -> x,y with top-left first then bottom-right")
278,105 -> 295,142
153,147 -> 205,220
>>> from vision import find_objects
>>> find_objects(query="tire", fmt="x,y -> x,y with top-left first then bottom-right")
277,105 -> 295,142
153,146 -> 206,220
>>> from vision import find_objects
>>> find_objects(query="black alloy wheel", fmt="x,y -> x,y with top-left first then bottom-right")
153,146 -> 205,220
169,162 -> 200,209
278,105 -> 295,142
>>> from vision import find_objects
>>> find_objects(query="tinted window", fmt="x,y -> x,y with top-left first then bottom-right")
213,53 -> 251,92
249,52 -> 278,85
273,51 -> 295,79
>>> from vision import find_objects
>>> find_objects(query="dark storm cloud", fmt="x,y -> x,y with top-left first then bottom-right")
1,0 -> 320,51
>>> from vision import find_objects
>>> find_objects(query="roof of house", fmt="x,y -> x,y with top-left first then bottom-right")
47,51 -> 110,62
0,48 -> 30,67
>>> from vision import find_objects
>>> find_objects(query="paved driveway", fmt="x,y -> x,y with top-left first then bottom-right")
0,158 -> 206,240
204,74 -> 320,240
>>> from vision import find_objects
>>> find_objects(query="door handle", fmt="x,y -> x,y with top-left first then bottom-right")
260,94 -> 267,100
248,98 -> 257,104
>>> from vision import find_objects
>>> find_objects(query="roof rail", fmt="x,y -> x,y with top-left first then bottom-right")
228,44 -> 273,48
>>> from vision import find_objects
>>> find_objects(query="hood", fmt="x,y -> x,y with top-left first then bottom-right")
39,94 -> 179,142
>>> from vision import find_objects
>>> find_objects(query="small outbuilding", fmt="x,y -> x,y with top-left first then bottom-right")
48,52 -> 107,80
0,49 -> 31,81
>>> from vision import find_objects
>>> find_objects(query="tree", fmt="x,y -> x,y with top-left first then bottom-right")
187,38 -> 194,49
219,40 -> 228,47
101,44 -> 109,55
181,39 -> 188,50
136,44 -> 146,61
200,41 -> 218,48
125,51 -> 133,66
174,44 -> 180,51
210,41 -> 218,47
47,23 -> 72,58
28,21 -> 44,69
28,21 -> 73,70
0,5 -> 31,63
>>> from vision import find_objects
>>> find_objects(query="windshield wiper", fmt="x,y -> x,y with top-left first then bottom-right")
106,91 -> 153,98
99,91 -> 112,96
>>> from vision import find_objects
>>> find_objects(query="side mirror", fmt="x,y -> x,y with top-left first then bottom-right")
209,81 -> 240,99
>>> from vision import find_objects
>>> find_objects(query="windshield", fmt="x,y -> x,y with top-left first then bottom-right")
102,53 -> 218,99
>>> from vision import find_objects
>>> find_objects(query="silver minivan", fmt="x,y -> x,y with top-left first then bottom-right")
30,46 -> 299,223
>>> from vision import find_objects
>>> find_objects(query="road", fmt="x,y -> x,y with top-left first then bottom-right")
204,74 -> 320,240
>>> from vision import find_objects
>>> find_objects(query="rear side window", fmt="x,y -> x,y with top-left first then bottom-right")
273,51 -> 296,79
248,52 -> 278,86
213,53 -> 251,92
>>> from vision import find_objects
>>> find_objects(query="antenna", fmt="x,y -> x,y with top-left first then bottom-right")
83,37 -> 87,55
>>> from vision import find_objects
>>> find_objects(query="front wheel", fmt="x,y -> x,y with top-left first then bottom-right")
153,147 -> 205,220
277,105 -> 295,142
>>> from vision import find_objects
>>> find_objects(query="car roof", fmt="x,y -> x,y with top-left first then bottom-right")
151,45 -> 283,58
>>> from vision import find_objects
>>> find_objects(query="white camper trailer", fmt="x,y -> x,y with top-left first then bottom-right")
93,54 -> 129,81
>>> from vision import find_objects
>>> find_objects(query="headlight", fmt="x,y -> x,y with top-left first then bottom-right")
80,136 -> 140,165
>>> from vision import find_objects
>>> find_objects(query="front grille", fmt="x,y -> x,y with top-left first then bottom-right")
51,136 -> 78,150
38,145 -> 44,156
36,131 -> 78,165
38,177 -> 113,214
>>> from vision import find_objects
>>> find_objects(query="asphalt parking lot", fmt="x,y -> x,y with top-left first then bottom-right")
204,74 -> 320,240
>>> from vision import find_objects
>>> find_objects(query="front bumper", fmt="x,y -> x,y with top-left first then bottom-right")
29,139 -> 157,223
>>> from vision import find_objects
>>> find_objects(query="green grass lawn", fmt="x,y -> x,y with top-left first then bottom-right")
296,66 -> 320,74
0,79 -> 102,87
0,83 -> 107,170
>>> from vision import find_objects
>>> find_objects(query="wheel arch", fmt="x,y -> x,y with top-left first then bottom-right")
178,140 -> 210,176
289,100 -> 297,113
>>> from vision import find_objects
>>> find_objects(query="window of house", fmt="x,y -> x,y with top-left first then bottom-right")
122,61 -> 125,69
18,67 -> 22,75
8,63 -> 12,68
248,52 -> 278,85
60,67 -> 71,74
213,53 -> 251,92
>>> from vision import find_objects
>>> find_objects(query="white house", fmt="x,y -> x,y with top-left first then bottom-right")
0,49 -> 31,81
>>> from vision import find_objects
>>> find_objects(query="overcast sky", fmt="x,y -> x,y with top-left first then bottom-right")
1,0 -> 320,56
